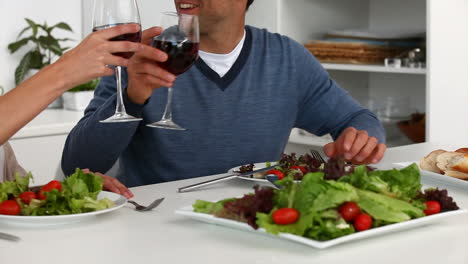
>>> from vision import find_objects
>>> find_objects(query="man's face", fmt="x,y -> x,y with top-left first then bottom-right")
174,0 -> 245,32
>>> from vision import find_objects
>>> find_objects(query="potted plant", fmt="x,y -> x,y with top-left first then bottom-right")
7,18 -> 74,108
62,79 -> 99,111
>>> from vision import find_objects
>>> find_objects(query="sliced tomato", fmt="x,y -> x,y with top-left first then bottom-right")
42,180 -> 62,192
0,200 -> 21,215
266,169 -> 285,180
37,180 -> 63,200
272,208 -> 299,225
290,166 -> 307,174
18,191 -> 37,205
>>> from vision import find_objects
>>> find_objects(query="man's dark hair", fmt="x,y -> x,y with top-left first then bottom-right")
246,0 -> 254,10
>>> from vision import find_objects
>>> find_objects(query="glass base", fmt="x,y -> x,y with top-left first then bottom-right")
146,119 -> 186,130
100,113 -> 143,123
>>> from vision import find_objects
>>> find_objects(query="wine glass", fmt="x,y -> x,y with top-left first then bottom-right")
147,12 -> 200,130
92,0 -> 143,123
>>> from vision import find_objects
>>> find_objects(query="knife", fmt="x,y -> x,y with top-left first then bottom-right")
177,164 -> 278,193
0,232 -> 20,242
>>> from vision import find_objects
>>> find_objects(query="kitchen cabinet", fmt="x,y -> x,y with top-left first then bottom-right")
247,0 -> 468,149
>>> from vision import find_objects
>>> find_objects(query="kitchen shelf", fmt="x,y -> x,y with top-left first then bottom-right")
322,63 -> 426,75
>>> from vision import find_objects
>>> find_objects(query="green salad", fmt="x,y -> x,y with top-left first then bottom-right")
0,169 -> 114,216
193,162 -> 459,241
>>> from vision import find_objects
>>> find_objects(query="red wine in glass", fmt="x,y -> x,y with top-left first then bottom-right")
93,22 -> 142,59
151,39 -> 199,75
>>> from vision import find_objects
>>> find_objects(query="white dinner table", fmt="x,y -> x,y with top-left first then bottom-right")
1,142 -> 468,264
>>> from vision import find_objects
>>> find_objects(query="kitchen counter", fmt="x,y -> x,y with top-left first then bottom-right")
1,142 -> 468,264
11,109 -> 83,139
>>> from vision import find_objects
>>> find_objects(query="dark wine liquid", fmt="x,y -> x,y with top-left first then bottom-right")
151,39 -> 199,75
93,23 -> 142,59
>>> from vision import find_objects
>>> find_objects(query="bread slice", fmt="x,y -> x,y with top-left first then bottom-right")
420,149 -> 446,173
455,148 -> 468,154
444,170 -> 468,180
436,151 -> 461,172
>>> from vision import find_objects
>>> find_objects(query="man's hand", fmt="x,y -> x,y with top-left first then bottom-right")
82,169 -> 134,199
126,27 -> 177,104
323,127 -> 386,164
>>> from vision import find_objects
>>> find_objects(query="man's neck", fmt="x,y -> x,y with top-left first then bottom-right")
199,22 -> 245,54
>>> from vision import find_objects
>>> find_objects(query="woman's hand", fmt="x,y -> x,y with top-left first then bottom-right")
53,23 -> 145,90
82,169 -> 133,199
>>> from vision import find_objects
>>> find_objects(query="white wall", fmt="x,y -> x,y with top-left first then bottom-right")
0,0 -> 82,92
427,0 -> 468,146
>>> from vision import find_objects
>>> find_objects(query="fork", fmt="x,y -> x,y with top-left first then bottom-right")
0,232 -> 20,242
310,149 -> 326,163
128,197 -> 165,212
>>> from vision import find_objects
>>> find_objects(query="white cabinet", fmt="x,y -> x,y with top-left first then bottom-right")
247,0 -> 468,148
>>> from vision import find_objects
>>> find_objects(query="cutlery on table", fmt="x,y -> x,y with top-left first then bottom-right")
178,164 -> 278,193
128,197 -> 165,212
0,232 -> 20,242
265,174 -> 281,189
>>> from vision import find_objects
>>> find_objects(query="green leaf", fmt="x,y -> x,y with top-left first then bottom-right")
48,44 -> 64,56
57,38 -> 75,42
52,22 -> 73,32
38,35 -> 59,47
24,18 -> 38,37
15,51 -> 33,84
7,37 -> 31,53
17,26 -> 31,39
29,50 -> 44,69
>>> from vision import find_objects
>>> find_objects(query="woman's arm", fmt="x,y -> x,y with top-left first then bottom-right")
0,23 -> 145,145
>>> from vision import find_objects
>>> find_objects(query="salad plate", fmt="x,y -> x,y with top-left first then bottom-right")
175,204 -> 468,249
394,162 -> 468,190
0,191 -> 127,226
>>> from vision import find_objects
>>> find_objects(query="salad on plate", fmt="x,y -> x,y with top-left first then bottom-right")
0,169 -> 115,216
191,162 -> 460,242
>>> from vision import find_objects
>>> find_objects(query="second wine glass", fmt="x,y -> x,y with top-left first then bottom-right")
147,12 -> 200,130
92,0 -> 142,123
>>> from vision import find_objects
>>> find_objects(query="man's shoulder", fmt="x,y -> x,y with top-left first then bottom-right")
246,25 -> 304,51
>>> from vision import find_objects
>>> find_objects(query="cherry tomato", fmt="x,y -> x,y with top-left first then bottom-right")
42,180 -> 62,192
18,191 -> 37,205
338,202 -> 361,222
291,166 -> 307,174
37,180 -> 63,200
424,201 -> 441,216
354,213 -> 373,231
0,200 -> 21,215
272,208 -> 299,225
266,169 -> 285,180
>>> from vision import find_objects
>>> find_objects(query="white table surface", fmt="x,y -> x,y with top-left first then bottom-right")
1,142 -> 468,264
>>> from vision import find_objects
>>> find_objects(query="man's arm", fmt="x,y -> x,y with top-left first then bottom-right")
61,72 -> 144,175
292,42 -> 386,163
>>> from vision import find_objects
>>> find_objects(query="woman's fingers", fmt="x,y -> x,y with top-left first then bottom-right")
95,23 -> 141,40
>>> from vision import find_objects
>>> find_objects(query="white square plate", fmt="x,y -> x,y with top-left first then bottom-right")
175,203 -> 468,249
394,162 -> 468,190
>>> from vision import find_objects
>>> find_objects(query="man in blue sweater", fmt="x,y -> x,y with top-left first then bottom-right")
62,0 -> 386,187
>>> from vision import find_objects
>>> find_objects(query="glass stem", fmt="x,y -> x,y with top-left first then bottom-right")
160,87 -> 174,121
114,66 -> 127,116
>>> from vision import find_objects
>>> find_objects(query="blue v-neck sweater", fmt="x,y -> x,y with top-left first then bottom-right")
62,26 -> 385,187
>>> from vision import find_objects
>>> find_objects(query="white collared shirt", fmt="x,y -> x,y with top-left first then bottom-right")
198,30 -> 246,77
